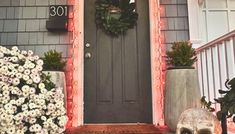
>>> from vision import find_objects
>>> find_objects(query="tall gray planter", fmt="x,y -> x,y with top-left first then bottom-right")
164,69 -> 201,131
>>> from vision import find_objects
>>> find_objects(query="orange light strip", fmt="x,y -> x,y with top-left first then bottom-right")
149,0 -> 166,126
66,0 -> 84,127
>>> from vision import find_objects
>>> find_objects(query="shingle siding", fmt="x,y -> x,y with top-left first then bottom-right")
0,0 -> 72,58
160,0 -> 189,50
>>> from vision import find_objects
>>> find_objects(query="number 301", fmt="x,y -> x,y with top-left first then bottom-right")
50,6 -> 68,17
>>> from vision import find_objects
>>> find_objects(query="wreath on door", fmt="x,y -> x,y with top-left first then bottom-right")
95,0 -> 138,36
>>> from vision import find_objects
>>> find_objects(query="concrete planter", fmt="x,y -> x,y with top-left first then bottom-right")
164,69 -> 201,131
43,71 -> 67,108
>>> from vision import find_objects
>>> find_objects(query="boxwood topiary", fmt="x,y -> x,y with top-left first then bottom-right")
42,50 -> 66,71
166,41 -> 197,69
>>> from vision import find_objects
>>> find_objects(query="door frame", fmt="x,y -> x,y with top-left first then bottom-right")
70,0 -> 165,127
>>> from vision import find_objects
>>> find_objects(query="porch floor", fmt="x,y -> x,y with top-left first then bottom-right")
65,124 -> 174,134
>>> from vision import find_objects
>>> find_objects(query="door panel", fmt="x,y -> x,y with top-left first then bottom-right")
84,0 -> 152,123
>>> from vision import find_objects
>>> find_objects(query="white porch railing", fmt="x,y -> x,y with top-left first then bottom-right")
196,30 -> 235,108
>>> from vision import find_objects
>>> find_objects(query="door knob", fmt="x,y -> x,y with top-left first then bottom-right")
85,52 -> 92,59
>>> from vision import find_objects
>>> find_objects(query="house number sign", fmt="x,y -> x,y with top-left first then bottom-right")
49,5 -> 68,17
46,5 -> 69,31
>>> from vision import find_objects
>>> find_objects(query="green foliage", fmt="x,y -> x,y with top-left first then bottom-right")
42,50 -> 66,71
200,96 -> 215,112
166,41 -> 197,67
214,78 -> 235,122
41,73 -> 56,91
95,0 -> 138,36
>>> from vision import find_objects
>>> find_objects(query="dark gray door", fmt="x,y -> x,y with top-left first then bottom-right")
84,0 -> 152,123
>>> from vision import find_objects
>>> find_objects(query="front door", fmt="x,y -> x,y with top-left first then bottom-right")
84,0 -> 152,123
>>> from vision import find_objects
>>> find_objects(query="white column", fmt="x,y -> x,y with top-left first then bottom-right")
187,0 -> 203,48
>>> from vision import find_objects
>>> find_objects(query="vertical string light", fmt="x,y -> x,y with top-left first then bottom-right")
66,0 -> 82,128
149,0 -> 166,126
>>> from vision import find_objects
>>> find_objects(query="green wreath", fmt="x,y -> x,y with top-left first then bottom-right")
95,0 -> 138,36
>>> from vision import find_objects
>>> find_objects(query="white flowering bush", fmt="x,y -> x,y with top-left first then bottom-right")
0,46 -> 67,134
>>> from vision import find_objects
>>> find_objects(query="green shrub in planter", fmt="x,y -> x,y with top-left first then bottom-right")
166,41 -> 197,69
42,50 -> 66,71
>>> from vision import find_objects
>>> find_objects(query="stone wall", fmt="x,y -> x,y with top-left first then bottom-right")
160,0 -> 189,50
0,0 -> 73,57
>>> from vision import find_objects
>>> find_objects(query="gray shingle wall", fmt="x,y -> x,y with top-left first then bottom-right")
160,0 -> 189,50
0,0 -> 73,57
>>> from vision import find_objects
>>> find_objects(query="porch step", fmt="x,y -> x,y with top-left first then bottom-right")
65,125 -> 173,134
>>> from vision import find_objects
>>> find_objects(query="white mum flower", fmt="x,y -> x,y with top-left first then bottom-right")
12,46 -> 18,51
36,59 -> 44,66
29,87 -> 36,94
43,122 -> 49,128
16,129 -> 24,134
22,85 -> 30,91
41,116 -> 47,121
1,66 -> 8,71
29,63 -> 35,69
34,55 -> 39,60
11,56 -> 18,62
33,77 -> 41,83
12,78 -> 20,86
26,79 -> 33,85
16,73 -> 22,79
31,68 -> 38,74
21,50 -> 27,55
18,66 -> 24,72
47,103 -> 55,111
36,65 -> 43,71
38,83 -> 45,89
10,50 -> 17,56
6,127 -> 15,134
29,118 -> 37,124
2,90 -> 9,96
2,96 -> 10,104
29,103 -> 37,109
24,69 -> 30,75
28,50 -> 34,56
22,75 -> 29,81
0,52 -> 4,58
21,104 -> 28,111
17,97 -> 25,105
